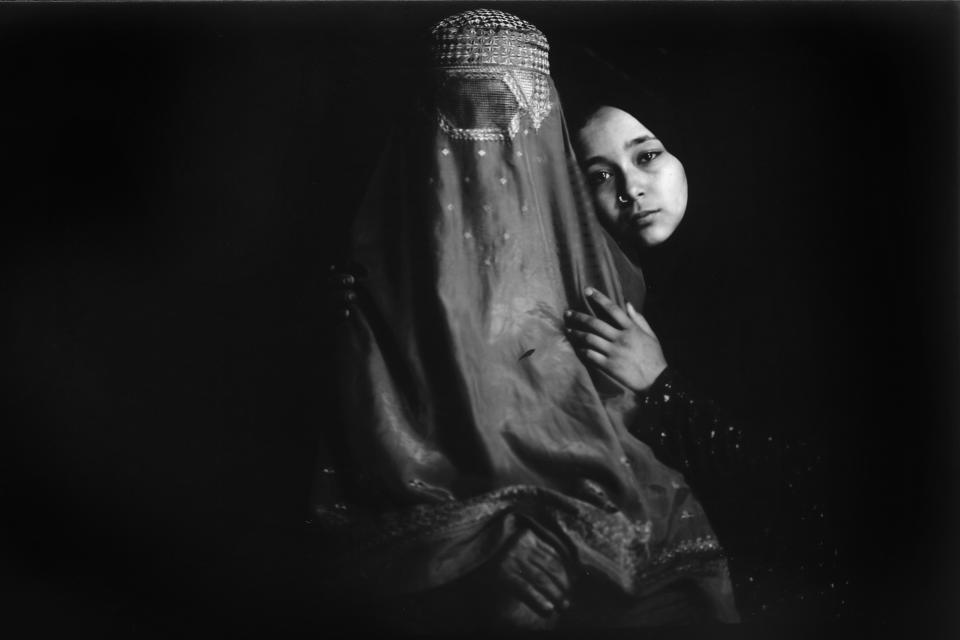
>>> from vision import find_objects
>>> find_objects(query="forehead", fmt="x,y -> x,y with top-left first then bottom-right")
578,107 -> 654,158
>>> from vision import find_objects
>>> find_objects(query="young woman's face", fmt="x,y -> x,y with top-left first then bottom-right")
577,106 -> 688,248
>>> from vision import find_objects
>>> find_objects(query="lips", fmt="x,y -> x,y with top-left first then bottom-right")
629,208 -> 660,226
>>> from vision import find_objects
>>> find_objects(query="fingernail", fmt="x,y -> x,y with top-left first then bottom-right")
584,287 -> 594,296
345,291 -> 356,301
341,308 -> 351,318
564,310 -> 572,318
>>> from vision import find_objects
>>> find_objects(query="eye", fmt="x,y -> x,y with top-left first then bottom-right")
636,151 -> 662,165
587,170 -> 612,187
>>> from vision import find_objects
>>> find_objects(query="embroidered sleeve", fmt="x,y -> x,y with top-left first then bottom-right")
630,368 -> 776,485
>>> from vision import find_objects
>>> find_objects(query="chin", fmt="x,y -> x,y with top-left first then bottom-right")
637,213 -> 685,247
637,226 -> 675,248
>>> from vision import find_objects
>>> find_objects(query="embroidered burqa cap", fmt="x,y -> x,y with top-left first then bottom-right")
313,8 -> 737,627
431,8 -> 549,74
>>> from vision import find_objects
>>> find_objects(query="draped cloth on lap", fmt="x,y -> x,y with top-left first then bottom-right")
312,9 -> 738,625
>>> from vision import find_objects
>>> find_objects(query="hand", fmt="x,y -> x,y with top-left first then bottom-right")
492,528 -> 572,626
565,287 -> 667,393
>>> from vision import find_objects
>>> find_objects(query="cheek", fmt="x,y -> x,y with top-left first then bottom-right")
674,175 -> 688,213
662,163 -> 688,213
590,191 -> 620,229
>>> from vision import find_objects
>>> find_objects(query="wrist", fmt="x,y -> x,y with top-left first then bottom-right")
635,365 -> 678,398
631,363 -> 670,395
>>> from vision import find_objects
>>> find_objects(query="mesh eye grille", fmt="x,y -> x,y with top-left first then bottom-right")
438,75 -> 520,135
434,70 -> 553,142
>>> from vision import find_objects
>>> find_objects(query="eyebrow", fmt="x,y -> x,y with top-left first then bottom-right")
625,135 -> 656,149
584,135 -> 659,167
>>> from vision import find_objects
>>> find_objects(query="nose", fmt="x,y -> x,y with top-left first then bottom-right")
618,168 -> 646,205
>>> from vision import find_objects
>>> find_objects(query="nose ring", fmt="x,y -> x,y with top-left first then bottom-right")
617,194 -> 630,205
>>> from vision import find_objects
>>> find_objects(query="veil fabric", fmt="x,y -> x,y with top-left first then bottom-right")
311,38 -> 737,625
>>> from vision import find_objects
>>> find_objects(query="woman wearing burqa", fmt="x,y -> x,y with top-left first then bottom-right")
311,9 -> 738,631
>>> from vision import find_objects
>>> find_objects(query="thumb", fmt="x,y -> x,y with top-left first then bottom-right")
625,301 -> 643,325
626,302 -> 656,336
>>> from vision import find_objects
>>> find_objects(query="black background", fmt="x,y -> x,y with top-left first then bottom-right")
2,1 -> 957,636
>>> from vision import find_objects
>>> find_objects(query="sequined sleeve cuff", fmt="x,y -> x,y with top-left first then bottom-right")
632,367 -> 750,481
632,367 -> 783,495
632,367 -> 696,472
643,366 -> 683,404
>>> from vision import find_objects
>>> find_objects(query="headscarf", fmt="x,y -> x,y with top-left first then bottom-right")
558,49 -> 690,254
556,50 -> 712,366
312,9 -> 736,624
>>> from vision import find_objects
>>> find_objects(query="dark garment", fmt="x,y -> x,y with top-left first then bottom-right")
632,368 -> 781,498
629,367 -> 781,561
629,367 -> 847,619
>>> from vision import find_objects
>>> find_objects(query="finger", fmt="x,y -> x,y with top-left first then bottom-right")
565,328 -> 611,354
504,571 -> 557,617
584,287 -> 631,330
565,310 -> 619,342
527,554 -> 571,599
530,534 -> 565,565
576,348 -> 608,366
576,349 -> 631,389
494,597 -> 549,630
519,561 -> 567,609
524,533 -> 573,596
626,302 -> 656,336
